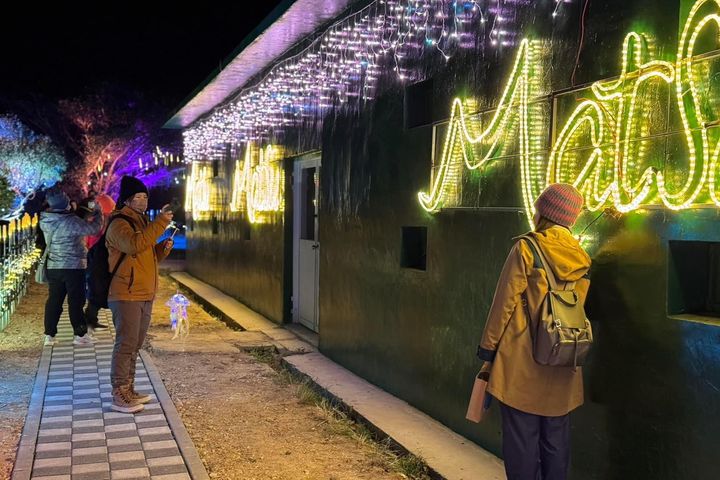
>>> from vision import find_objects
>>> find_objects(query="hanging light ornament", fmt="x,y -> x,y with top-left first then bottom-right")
166,293 -> 191,339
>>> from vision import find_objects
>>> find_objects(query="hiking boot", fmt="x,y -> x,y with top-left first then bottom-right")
128,382 -> 152,404
111,386 -> 144,413
44,335 -> 56,346
73,334 -> 95,346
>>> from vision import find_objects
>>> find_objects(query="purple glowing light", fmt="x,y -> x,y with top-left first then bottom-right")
183,0 -> 547,159
184,0 -> 491,159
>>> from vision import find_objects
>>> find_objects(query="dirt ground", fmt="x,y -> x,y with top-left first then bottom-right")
0,280 -> 46,480
147,274 -> 412,480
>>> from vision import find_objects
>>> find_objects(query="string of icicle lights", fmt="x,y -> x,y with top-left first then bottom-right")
183,0 -> 527,161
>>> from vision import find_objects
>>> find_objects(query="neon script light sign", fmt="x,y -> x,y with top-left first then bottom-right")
419,0 -> 720,226
230,144 -> 285,223
185,143 -> 284,224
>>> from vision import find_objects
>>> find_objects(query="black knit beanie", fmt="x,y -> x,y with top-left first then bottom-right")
118,176 -> 149,205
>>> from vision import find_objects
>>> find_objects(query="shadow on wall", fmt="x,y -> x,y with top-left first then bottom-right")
584,223 -> 690,480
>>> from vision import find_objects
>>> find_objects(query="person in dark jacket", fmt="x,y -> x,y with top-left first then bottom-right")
40,190 -> 103,346
76,197 -> 109,333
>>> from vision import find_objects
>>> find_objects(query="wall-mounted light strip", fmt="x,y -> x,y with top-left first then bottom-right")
419,0 -> 720,225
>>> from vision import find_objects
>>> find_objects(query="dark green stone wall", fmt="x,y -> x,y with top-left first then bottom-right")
188,1 -> 720,477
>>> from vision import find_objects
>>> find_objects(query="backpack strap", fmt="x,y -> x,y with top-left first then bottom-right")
516,235 -> 543,269
43,225 -> 56,263
109,214 -> 136,231
517,234 -> 560,291
106,214 -> 136,279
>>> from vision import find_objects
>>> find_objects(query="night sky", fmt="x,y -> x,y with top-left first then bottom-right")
0,2 -> 285,111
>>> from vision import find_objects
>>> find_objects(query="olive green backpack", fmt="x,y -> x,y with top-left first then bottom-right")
519,235 -> 593,369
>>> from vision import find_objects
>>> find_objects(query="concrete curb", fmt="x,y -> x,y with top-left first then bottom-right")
141,351 -> 211,480
168,273 -> 246,332
280,356 -> 447,479
281,353 -> 506,480
169,271 -> 316,355
11,345 -> 51,480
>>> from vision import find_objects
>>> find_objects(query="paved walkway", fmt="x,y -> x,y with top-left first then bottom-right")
12,309 -> 209,480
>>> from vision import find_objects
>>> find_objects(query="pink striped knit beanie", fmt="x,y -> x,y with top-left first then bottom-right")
534,183 -> 584,227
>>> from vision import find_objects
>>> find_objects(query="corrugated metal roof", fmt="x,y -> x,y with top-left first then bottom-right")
164,0 -> 357,129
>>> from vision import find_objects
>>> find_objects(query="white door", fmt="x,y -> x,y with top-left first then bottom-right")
293,154 -> 321,332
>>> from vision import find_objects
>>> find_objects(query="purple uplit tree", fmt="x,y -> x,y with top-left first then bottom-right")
58,88 -> 184,200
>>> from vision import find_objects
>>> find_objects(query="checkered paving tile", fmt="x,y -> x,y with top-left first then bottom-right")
30,309 -> 191,480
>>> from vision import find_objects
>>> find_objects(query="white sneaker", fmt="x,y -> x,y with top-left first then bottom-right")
73,335 -> 94,346
44,335 -> 56,346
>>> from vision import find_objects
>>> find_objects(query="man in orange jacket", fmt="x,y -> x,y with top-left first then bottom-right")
106,176 -> 174,413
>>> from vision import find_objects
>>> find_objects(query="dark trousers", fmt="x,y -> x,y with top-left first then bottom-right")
84,301 -> 101,327
83,267 -> 102,327
44,269 -> 88,337
109,301 -> 153,388
500,402 -> 571,480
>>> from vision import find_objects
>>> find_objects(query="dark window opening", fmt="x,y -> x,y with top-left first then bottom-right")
401,226 -> 427,271
404,78 -> 434,129
668,241 -> 720,320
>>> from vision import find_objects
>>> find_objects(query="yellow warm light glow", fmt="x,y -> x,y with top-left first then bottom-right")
549,32 -> 675,213
418,0 -> 720,224
185,161 -> 212,219
418,39 -> 539,226
230,143 -> 285,223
